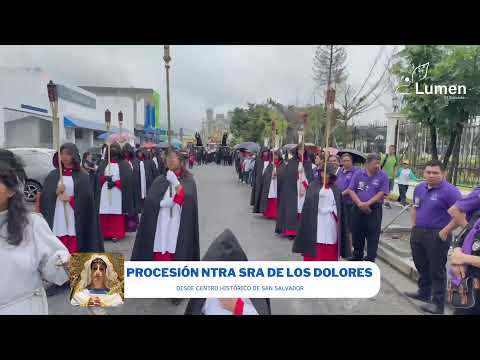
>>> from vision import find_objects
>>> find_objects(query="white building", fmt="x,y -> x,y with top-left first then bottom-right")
0,67 -> 158,153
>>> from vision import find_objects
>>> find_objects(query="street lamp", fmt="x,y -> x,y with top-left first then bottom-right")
118,111 -> 123,133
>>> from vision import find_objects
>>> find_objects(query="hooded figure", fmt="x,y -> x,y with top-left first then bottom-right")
39,143 -> 104,253
131,149 -> 200,262
293,164 -> 348,261
122,143 -> 141,232
184,229 -> 271,315
259,150 -> 285,220
251,148 -> 270,213
276,147 -> 314,238
135,148 -> 157,203
96,143 -> 135,241
71,254 -> 123,307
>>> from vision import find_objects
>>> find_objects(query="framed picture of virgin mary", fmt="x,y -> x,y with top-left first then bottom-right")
69,253 -> 124,308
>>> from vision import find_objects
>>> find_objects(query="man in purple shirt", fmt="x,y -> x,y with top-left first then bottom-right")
404,160 -> 462,314
442,186 -> 480,237
347,153 -> 389,262
336,153 -> 358,258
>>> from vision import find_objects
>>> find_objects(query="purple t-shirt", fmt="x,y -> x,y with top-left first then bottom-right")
336,166 -> 358,204
454,185 -> 480,220
348,168 -> 390,203
413,180 -> 462,229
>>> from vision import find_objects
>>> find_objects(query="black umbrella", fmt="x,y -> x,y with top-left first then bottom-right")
337,149 -> 367,164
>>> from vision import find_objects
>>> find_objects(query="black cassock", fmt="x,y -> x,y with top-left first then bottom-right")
292,180 -> 349,258
276,156 -> 314,235
184,228 -> 271,315
95,160 -> 135,218
130,172 -> 200,261
274,162 -> 288,233
40,168 -> 104,252
129,158 -> 156,213
259,161 -> 286,214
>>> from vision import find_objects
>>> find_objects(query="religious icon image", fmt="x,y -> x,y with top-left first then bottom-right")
69,253 -> 124,308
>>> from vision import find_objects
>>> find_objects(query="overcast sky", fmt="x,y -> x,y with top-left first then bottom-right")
0,45 -> 398,131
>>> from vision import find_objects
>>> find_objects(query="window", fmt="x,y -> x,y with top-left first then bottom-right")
75,128 -> 84,139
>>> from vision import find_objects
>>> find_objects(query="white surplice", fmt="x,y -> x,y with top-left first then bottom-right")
139,160 -> 147,199
52,175 -> 76,237
262,161 -> 269,175
316,188 -> 337,245
202,298 -> 258,315
153,157 -> 159,170
153,189 -> 182,254
0,212 -> 69,315
99,163 -> 122,215
297,164 -> 308,213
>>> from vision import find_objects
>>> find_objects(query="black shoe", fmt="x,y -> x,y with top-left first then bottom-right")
420,303 -> 444,314
349,256 -> 363,261
403,291 -> 430,303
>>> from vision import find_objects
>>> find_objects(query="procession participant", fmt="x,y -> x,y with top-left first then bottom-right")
276,147 -> 314,238
131,149 -> 200,259
259,150 -> 285,220
335,153 -> 358,258
40,143 -> 104,254
252,148 -> 271,213
96,143 -> 135,242
184,229 -> 271,315
312,153 -> 324,180
122,143 -> 140,232
381,145 -> 398,209
444,184 -> 480,237
449,217 -> 480,315
0,149 -> 70,315
395,159 -> 417,207
188,149 -> 195,169
133,148 -> 156,211
328,154 -> 341,175
293,164 -> 348,261
402,160 -> 461,314
81,151 -> 97,193
347,153 -> 389,262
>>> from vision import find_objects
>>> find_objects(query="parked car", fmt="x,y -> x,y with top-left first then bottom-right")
8,148 -> 55,202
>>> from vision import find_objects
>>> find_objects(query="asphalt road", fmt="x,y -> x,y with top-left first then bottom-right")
47,163 -> 422,315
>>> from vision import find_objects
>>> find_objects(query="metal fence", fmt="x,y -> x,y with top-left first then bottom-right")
396,118 -> 480,187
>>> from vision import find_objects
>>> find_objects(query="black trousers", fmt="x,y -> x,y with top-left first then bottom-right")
351,203 -> 382,262
410,227 -> 450,306
398,184 -> 408,205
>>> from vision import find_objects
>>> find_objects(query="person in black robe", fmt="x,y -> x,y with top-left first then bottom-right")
133,148 -> 157,211
130,149 -> 200,262
292,164 -> 348,260
95,143 -> 135,241
252,149 -> 271,213
276,147 -> 314,239
184,228 -> 271,315
122,143 -> 141,232
39,143 -> 103,253
259,150 -> 285,220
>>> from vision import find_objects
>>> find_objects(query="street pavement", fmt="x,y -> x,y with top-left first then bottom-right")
46,163 -> 422,315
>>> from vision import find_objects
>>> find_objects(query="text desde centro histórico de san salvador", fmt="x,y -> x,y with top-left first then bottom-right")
127,266 -> 373,278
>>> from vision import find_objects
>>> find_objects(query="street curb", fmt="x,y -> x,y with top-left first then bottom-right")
377,244 -> 418,283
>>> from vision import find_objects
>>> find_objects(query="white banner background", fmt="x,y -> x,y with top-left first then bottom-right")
124,261 -> 381,298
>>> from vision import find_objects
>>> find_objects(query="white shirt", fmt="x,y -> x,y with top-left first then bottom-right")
0,212 -> 69,315
397,168 -> 413,185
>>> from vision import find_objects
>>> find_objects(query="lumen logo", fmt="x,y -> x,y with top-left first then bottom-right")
396,63 -> 467,100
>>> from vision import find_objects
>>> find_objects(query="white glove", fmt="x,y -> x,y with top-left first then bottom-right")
166,170 -> 180,187
160,198 -> 175,208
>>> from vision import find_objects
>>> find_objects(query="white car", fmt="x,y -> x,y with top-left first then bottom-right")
8,148 -> 56,202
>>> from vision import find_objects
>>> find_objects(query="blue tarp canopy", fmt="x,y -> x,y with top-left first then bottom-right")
64,115 -> 106,131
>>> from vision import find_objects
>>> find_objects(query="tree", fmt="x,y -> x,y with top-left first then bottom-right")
391,45 -> 445,162
313,45 -> 347,91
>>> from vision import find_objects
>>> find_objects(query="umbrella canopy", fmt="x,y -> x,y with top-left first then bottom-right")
304,143 -> 320,154
337,149 -> 367,164
97,129 -> 135,140
234,142 -> 260,153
